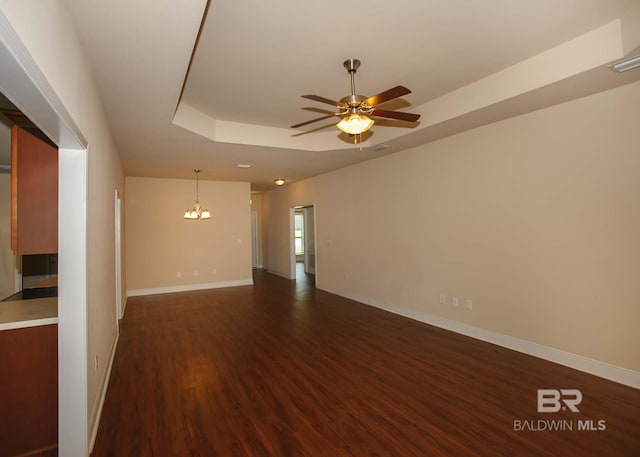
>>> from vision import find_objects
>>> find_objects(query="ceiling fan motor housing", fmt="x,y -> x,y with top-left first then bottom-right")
340,94 -> 368,109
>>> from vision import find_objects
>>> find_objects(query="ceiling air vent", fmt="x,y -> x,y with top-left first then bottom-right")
371,143 -> 389,152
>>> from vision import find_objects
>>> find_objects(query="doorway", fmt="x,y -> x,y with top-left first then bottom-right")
0,17 -> 90,455
291,205 -> 316,282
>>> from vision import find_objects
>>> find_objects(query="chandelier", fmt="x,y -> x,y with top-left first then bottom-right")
183,169 -> 211,220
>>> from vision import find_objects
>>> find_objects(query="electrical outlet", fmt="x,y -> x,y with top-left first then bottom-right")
176,271 -> 181,278
452,296 -> 459,306
211,268 -> 217,275
194,270 -> 199,277
439,294 -> 446,305
466,299 -> 473,310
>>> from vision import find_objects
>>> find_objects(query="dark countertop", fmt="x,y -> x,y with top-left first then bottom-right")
2,286 -> 58,301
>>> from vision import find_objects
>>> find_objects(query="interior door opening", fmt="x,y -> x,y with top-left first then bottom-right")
291,205 -> 316,283
0,22 -> 91,454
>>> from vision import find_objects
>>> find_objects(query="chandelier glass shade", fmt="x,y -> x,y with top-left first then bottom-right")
184,170 -> 211,220
336,112 -> 374,135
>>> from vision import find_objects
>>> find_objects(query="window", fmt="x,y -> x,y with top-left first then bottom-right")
295,213 -> 304,255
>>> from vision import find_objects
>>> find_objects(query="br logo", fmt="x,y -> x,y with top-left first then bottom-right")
537,389 -> 582,413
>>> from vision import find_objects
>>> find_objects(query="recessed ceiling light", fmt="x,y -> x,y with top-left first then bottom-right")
236,164 -> 252,168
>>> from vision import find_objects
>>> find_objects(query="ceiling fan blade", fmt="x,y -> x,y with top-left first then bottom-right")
371,109 -> 420,122
301,94 -> 347,108
291,113 -> 341,129
364,86 -> 412,107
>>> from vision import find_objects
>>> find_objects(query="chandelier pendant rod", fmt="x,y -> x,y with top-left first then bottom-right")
195,169 -> 200,203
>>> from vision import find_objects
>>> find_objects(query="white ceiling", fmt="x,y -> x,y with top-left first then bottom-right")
65,0 -> 640,191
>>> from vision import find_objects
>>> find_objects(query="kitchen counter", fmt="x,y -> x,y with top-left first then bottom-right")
0,296 -> 58,331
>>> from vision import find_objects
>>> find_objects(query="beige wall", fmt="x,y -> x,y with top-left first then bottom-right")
264,81 -> 640,372
0,173 -> 16,299
126,177 -> 252,291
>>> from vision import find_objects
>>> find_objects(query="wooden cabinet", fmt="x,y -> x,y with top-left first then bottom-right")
11,125 -> 58,255
0,324 -> 58,457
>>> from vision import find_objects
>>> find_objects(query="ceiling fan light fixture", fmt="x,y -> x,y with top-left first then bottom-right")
336,113 -> 374,135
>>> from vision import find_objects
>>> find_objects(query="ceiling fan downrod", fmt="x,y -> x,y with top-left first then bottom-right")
343,58 -> 363,110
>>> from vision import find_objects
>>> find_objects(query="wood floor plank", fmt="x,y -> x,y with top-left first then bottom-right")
91,269 -> 640,456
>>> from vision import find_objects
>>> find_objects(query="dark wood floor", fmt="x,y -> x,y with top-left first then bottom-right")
92,268 -> 640,456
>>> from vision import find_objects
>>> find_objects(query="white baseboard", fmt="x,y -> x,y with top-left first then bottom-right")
267,268 -> 293,280
127,278 -> 254,298
88,331 -> 119,453
321,286 -> 640,390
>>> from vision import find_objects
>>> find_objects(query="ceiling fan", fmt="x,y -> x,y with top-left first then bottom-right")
291,58 -> 420,136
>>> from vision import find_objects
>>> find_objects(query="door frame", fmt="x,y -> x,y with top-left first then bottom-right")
289,207 -> 296,279
115,190 -> 123,322
303,206 -> 315,274
250,211 -> 258,269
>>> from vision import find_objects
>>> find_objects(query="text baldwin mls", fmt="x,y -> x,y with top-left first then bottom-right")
513,389 -> 606,432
